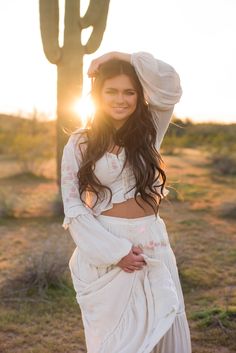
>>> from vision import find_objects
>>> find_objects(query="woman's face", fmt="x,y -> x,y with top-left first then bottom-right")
100,74 -> 138,129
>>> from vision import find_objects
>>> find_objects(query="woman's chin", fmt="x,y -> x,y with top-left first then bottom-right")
109,116 -> 130,129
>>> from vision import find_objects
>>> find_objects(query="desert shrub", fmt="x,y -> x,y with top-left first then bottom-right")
0,194 -> 15,218
0,133 -> 7,154
0,115 -> 56,168
165,186 -> 183,202
166,182 -> 207,202
209,154 -> 236,175
8,133 -> 55,173
1,237 -> 71,298
218,202 -> 236,219
161,144 -> 176,155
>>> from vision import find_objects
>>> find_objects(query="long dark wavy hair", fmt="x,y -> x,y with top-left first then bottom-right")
77,59 -> 167,215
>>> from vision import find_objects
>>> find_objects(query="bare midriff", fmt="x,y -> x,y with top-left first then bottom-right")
101,196 -> 157,219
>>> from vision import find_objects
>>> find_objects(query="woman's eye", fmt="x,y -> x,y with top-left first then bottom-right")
105,90 -> 136,96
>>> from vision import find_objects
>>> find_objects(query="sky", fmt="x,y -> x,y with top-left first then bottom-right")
0,0 -> 235,123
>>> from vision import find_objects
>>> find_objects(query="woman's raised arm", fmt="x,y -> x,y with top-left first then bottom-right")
131,51 -> 182,150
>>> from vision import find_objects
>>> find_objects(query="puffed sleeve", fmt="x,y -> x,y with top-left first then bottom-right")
61,130 -> 93,224
131,51 -> 182,150
61,130 -> 133,267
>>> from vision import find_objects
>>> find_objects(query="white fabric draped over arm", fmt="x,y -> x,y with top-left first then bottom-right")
131,52 -> 182,150
61,132 -> 133,267
67,214 -> 132,267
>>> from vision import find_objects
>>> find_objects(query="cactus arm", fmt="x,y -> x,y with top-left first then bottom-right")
64,0 -> 82,47
80,0 -> 110,28
84,1 -> 110,54
39,0 -> 61,64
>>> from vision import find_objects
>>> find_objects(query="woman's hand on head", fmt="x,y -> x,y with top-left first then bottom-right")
87,52 -> 115,77
116,246 -> 146,273
87,52 -> 131,78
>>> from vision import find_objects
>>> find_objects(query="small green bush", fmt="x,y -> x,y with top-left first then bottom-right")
191,307 -> 236,329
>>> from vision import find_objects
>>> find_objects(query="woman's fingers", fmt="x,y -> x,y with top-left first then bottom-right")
123,267 -> 134,273
130,266 -> 143,271
87,52 -> 116,77
132,246 -> 143,255
87,61 -> 99,77
87,58 -> 103,77
123,263 -> 145,272
134,260 -> 146,267
117,249 -> 146,272
133,254 -> 146,264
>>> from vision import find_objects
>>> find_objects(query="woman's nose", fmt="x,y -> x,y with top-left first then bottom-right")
115,93 -> 125,104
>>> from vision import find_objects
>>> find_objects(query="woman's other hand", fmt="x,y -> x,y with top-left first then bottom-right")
87,52 -> 115,77
87,52 -> 131,78
116,246 -> 146,273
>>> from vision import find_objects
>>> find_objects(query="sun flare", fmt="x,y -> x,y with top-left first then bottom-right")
73,95 -> 95,127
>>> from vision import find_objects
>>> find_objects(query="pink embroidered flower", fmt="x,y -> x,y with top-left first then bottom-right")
62,175 -> 74,182
146,240 -> 156,249
143,240 -> 168,249
69,191 -> 78,198
138,226 -> 146,234
111,160 -> 118,170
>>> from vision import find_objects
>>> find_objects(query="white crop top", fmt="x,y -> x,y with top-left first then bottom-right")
62,135 -> 168,219
60,52 -> 182,267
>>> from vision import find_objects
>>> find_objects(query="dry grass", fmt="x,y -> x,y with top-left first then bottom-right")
0,148 -> 236,353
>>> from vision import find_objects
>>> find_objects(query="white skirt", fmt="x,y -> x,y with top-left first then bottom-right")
69,213 -> 192,353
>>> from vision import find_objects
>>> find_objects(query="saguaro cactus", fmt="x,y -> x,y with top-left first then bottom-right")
39,0 -> 110,185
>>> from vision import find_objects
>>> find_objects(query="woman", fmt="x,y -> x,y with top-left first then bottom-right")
61,51 -> 192,353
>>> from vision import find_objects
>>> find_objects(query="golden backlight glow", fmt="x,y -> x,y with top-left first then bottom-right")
73,95 -> 95,127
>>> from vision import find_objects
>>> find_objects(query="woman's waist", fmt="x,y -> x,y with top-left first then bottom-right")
100,196 -> 158,219
96,208 -> 170,252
